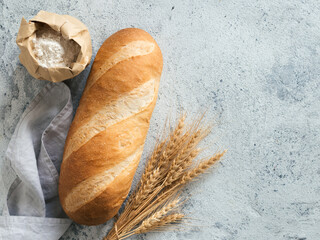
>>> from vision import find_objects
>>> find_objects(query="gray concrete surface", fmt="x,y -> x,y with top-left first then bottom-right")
1,0 -> 320,239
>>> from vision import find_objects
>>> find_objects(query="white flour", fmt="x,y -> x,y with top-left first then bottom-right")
32,27 -> 80,68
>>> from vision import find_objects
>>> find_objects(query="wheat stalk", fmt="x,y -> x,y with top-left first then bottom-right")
131,167 -> 162,210
137,197 -> 181,228
135,213 -> 184,234
180,151 -> 226,185
131,117 -> 186,209
104,114 -> 226,240
121,198 -> 182,239
164,148 -> 200,186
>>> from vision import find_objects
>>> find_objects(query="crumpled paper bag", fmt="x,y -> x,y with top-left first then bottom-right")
16,10 -> 92,82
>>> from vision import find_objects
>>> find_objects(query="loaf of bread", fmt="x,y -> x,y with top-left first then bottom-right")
59,28 -> 163,225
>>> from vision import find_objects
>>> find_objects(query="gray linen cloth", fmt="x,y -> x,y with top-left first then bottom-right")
0,82 -> 73,239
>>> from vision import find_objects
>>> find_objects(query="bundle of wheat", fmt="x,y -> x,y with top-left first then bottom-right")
104,114 -> 226,240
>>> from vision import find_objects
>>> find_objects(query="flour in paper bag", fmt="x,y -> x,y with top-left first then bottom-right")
32,26 -> 80,68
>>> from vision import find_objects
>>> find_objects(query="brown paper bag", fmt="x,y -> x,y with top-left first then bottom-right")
16,10 -> 92,82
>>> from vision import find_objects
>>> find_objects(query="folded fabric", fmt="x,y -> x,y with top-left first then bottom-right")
0,82 -> 73,239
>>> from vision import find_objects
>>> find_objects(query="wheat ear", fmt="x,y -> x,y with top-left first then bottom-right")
135,213 -> 184,234
180,150 -> 227,184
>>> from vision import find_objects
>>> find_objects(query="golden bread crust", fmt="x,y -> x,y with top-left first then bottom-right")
59,28 -> 163,225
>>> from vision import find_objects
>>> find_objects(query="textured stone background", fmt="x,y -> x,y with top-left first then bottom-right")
1,0 -> 320,239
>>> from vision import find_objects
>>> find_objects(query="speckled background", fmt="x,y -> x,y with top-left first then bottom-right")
1,0 -> 320,239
